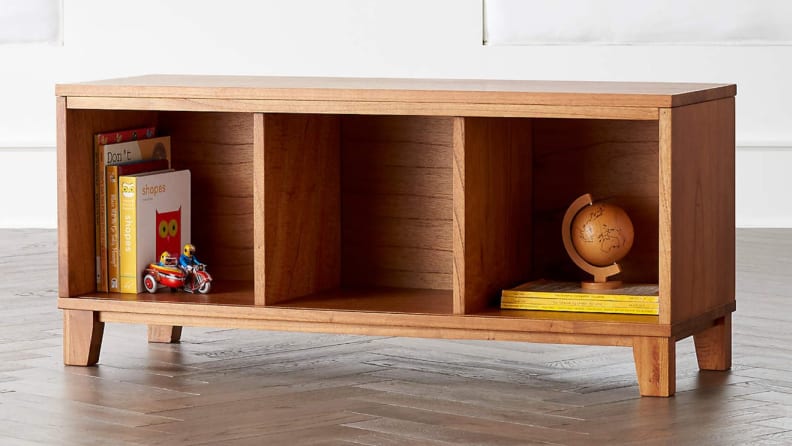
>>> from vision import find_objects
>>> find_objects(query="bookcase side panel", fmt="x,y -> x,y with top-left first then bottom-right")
457,117 -> 533,314
254,113 -> 265,305
666,98 -> 736,324
57,102 -> 157,297
341,115 -> 454,290
263,114 -> 341,304
160,112 -> 254,282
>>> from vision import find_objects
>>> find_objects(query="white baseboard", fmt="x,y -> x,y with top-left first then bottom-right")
1,145 -> 790,228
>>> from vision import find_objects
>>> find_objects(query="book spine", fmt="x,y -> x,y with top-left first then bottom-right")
501,290 -> 658,303
106,166 -> 121,292
93,136 -> 107,291
500,299 -> 658,315
119,176 -> 139,293
93,126 -> 156,292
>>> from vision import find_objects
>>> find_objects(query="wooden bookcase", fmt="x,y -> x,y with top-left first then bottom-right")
56,76 -> 736,397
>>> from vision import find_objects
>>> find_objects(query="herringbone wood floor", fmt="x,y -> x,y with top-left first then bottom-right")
0,229 -> 790,445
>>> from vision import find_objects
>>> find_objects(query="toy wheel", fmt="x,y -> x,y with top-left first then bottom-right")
143,274 -> 158,293
197,281 -> 211,294
170,287 -> 178,293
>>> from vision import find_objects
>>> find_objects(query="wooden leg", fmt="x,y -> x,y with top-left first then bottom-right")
694,314 -> 732,371
148,325 -> 182,343
63,310 -> 104,366
633,336 -> 676,397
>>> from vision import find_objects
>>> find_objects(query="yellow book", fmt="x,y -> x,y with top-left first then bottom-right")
119,170 -> 190,294
92,128 -> 163,291
106,159 -> 169,292
501,279 -> 658,303
501,296 -> 658,312
499,301 -> 658,315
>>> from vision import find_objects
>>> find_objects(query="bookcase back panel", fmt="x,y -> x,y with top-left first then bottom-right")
160,112 -> 254,281
262,114 -> 342,304
532,119 -> 660,285
341,115 -> 454,290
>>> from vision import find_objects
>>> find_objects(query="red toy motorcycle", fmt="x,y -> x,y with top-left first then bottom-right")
143,260 -> 212,294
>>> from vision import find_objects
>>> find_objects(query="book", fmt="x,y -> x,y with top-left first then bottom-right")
119,169 -> 190,294
501,280 -> 659,315
106,159 -> 170,292
501,280 -> 659,302
97,135 -> 170,291
93,126 -> 157,291
499,300 -> 658,315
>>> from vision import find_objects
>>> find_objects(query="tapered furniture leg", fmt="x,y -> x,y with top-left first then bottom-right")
63,310 -> 104,366
148,325 -> 183,343
694,315 -> 732,371
633,336 -> 676,397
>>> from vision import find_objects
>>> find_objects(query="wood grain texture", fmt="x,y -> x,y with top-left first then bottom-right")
65,96 -> 661,120
56,104 -> 158,297
342,116 -> 453,290
57,288 -> 673,338
532,119 -> 660,286
659,109 -> 673,326
633,336 -> 675,397
147,325 -> 182,343
63,309 -> 104,366
693,314 -> 732,371
253,113 -> 266,305
454,117 -> 533,314
263,114 -> 341,304
160,112 -> 254,281
57,74 -> 735,107
660,98 -> 736,325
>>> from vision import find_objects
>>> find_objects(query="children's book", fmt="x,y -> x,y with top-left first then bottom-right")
118,169 -> 190,294
106,159 -> 170,292
92,126 -> 157,291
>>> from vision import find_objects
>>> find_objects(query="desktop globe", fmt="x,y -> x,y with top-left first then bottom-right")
571,202 -> 634,267
561,194 -> 635,289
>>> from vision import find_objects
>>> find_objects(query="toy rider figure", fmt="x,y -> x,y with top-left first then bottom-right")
159,251 -> 176,267
179,243 -> 202,271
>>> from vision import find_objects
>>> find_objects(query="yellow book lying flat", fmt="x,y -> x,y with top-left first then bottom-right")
501,296 -> 658,314
499,301 -> 658,315
500,279 -> 660,315
501,280 -> 659,303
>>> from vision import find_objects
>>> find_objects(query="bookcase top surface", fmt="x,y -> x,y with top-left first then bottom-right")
57,74 -> 735,108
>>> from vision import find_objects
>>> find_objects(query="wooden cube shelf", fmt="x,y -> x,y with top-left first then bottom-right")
56,76 -> 736,397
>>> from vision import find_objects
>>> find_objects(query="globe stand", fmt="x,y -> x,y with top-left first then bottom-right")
562,193 -> 624,290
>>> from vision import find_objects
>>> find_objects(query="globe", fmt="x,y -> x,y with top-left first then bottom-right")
571,202 -> 634,267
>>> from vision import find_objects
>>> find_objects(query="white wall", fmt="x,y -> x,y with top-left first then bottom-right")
1,0 -> 790,227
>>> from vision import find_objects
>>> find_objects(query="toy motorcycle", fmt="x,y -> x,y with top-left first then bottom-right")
143,260 -> 212,294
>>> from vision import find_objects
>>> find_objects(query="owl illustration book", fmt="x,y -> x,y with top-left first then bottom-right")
118,169 -> 190,293
156,207 -> 181,259
121,181 -> 136,198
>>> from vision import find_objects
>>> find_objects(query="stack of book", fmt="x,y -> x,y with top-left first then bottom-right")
93,126 -> 190,293
501,280 -> 659,315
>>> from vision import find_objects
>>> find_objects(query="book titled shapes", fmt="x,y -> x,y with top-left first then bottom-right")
106,159 -> 170,292
119,170 -> 190,294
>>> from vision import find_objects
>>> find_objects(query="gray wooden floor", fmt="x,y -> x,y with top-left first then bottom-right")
0,229 -> 790,445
